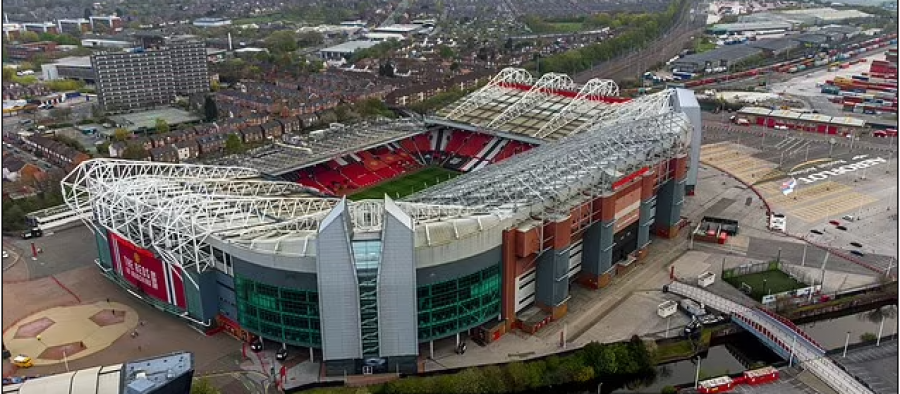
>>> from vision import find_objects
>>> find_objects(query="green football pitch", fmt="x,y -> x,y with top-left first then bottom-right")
723,270 -> 806,301
348,167 -> 461,201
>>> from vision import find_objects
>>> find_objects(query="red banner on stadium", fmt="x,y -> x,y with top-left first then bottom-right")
108,232 -> 186,309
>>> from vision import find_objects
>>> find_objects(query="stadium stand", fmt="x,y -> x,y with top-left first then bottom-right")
282,128 -> 536,196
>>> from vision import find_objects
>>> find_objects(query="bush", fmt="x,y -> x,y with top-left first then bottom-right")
661,385 -> 678,394
860,332 -> 878,342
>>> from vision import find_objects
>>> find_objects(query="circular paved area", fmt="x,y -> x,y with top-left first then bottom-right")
3,301 -> 138,366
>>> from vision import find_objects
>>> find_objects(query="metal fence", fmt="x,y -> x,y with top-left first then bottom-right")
722,260 -> 782,279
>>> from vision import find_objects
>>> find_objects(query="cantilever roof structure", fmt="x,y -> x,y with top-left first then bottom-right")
408,109 -> 690,212
210,118 -> 426,176
430,68 -> 676,142
62,69 -> 693,278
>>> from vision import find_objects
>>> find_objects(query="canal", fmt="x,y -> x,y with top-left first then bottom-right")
605,307 -> 899,393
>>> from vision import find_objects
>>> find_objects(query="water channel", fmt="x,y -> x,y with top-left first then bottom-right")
604,308 -> 899,393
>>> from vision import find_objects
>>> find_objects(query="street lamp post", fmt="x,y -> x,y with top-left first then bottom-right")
789,335 -> 796,367
829,137 -> 836,158
694,356 -> 702,388
877,314 -> 886,346
843,331 -> 851,357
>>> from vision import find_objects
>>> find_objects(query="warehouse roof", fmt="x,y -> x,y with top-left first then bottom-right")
320,40 -> 380,54
749,37 -> 801,53
50,56 -> 93,67
709,21 -> 793,33
674,45 -> 764,66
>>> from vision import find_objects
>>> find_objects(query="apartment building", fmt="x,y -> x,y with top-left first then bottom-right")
91,39 -> 209,111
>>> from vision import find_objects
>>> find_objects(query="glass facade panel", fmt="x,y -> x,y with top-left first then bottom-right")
417,263 -> 501,342
353,240 -> 381,357
234,275 -> 321,348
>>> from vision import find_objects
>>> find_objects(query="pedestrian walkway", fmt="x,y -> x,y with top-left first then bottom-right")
240,348 -> 323,391
669,281 -> 874,394
3,301 -> 138,367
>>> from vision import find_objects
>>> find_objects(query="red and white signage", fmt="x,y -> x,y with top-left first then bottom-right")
108,232 -> 186,309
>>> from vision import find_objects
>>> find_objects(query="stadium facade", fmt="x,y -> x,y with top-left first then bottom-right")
62,69 -> 701,376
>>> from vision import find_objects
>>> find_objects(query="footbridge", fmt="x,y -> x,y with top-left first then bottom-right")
667,281 -> 874,394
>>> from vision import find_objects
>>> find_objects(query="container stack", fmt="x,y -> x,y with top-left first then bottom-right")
821,46 -> 898,114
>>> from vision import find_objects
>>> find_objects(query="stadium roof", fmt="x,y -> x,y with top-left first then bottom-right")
429,68 -> 679,142
408,109 -> 690,213
62,70 -> 692,275
210,118 -> 425,176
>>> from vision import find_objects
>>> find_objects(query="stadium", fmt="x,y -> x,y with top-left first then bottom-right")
62,68 -> 702,376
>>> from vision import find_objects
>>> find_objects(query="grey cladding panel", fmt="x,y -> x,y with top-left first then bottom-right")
535,250 -> 569,307
377,211 -> 418,357
317,203 -> 362,361
416,247 -> 500,286
232,257 -> 317,290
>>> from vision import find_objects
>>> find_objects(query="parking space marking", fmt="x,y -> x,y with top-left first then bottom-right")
764,181 -> 850,205
791,193 -> 878,222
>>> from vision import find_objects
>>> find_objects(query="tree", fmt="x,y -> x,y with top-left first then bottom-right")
2,67 -> 14,81
225,134 -> 243,154
264,31 -> 298,54
121,144 -> 147,160
437,45 -> 455,59
96,142 -> 110,155
45,79 -> 86,92
203,96 -> 218,122
191,378 -> 221,394
19,31 -> 40,43
155,118 -> 170,134
297,31 -> 324,47
378,61 -> 395,77
113,128 -> 130,141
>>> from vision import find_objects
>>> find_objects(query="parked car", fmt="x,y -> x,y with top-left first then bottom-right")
810,229 -> 823,235
850,250 -> 865,257
829,220 -> 841,226
836,225 -> 848,231
850,242 -> 862,248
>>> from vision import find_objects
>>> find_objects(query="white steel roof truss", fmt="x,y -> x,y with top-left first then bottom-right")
444,68 -> 534,120
486,73 -> 574,130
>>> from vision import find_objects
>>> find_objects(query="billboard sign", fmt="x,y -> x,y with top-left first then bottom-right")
108,232 -> 186,309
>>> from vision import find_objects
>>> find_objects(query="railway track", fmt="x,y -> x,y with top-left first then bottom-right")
573,0 -> 707,83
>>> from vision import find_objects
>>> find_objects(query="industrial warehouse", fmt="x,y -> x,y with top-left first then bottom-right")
61,68 -> 702,376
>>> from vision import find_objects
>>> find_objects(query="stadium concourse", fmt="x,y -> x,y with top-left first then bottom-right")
61,68 -> 702,377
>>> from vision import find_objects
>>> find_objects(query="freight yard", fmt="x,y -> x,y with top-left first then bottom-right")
770,47 -> 898,124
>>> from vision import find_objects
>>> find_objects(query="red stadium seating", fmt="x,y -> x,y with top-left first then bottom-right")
284,130 -> 537,195
456,133 -> 492,158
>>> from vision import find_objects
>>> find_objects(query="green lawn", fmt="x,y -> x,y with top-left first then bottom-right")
724,270 -> 806,301
348,167 -> 460,201
546,22 -> 585,33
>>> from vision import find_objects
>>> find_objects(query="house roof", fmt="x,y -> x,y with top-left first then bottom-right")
3,156 -> 26,172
